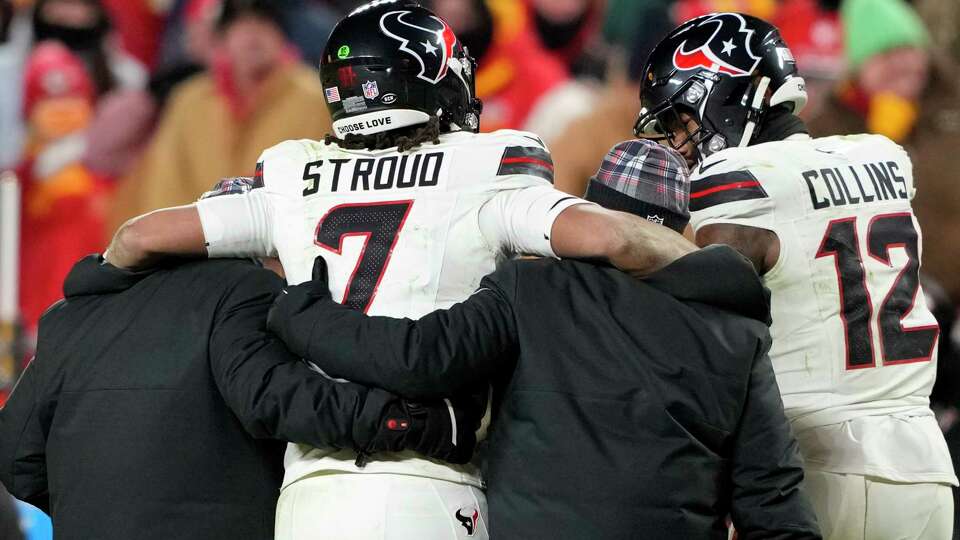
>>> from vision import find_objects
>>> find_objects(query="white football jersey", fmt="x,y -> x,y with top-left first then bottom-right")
690,133 -> 956,484
196,129 -> 588,489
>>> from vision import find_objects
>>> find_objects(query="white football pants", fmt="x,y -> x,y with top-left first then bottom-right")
805,469 -> 953,540
275,472 -> 488,540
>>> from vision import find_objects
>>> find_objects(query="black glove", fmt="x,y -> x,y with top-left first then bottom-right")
364,388 -> 488,465
267,256 -> 331,349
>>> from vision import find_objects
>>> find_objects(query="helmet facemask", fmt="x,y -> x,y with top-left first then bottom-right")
635,12 -> 808,165
436,46 -> 482,133
636,76 -> 729,163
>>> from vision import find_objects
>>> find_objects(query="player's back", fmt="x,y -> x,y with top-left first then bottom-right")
261,129 -> 558,315
690,134 -> 938,429
252,128 -> 575,488
690,134 -> 957,483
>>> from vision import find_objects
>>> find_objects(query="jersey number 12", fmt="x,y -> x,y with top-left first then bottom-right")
816,212 -> 939,370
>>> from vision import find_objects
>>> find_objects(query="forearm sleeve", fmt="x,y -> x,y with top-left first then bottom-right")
196,190 -> 277,258
209,268 -> 396,450
730,343 -> 822,540
479,185 -> 592,257
272,276 -> 518,399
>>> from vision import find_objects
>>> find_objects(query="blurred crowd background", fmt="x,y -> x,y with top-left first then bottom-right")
2,0 -> 960,536
3,0 -> 960,428
9,0 -> 960,337
6,0 -> 960,420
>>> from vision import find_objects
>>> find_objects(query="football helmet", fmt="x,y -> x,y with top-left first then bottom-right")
634,13 -> 807,162
320,0 -> 482,138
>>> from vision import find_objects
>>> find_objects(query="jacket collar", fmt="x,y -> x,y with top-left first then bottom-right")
62,255 -> 158,298
644,245 -> 771,325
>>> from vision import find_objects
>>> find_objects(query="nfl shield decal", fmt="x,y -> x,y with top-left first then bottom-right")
363,80 -> 380,99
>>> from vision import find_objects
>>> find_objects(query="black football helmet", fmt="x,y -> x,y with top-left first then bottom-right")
320,0 -> 482,138
634,13 -> 807,162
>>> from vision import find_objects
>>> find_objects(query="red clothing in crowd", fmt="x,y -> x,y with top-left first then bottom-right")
17,161 -> 112,336
100,0 -> 166,69
476,0 -> 569,132
17,43 -> 112,335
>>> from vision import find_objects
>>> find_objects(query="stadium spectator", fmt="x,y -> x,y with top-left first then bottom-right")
99,0 -> 167,70
31,0 -> 147,95
527,0 -> 604,76
88,0 -> 218,209
82,82 -> 157,182
549,3 -> 673,196
158,0 -> 336,75
0,0 -> 33,169
429,0 -> 571,132
772,0 -> 844,120
270,0 -> 339,67
154,0 -> 220,77
114,0 -> 331,223
806,0 -> 960,302
268,140 -> 821,539
16,41 -> 111,337
674,0 -> 777,23
917,0 -> 960,63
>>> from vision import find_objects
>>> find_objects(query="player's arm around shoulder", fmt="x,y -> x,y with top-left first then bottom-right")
551,204 -> 697,276
268,258 -> 519,399
551,138 -> 698,276
105,203 -> 207,270
478,133 -> 697,275
690,154 -> 780,275
207,262 -> 393,450
206,262 -> 479,462
105,139 -> 313,269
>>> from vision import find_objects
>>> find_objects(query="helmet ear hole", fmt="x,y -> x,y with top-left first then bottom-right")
769,77 -> 808,115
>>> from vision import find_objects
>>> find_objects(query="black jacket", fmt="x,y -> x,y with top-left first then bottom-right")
0,256 -> 402,540
0,485 -> 22,540
271,246 -> 821,540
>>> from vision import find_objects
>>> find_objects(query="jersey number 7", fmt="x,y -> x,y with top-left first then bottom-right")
314,200 -> 414,313
816,212 -> 939,370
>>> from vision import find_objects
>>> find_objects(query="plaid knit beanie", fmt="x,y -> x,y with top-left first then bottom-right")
584,139 -> 690,233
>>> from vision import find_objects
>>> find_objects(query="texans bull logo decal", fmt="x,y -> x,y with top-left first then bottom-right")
380,10 -> 457,84
672,13 -> 761,77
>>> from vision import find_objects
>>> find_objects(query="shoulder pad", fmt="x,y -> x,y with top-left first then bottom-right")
473,130 -> 552,183
201,176 -> 261,199
483,129 -> 549,150
495,145 -> 554,183
258,139 -> 314,162
690,166 -> 769,212
254,139 -> 319,195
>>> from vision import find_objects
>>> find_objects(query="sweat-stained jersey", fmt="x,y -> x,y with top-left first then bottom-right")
689,133 -> 956,485
194,129 -> 588,490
